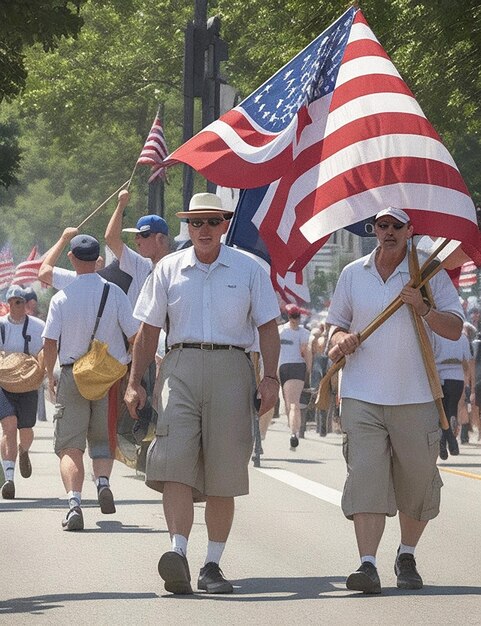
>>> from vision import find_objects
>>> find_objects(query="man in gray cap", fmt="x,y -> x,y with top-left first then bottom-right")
43,234 -> 139,531
0,286 -> 45,499
326,206 -> 464,594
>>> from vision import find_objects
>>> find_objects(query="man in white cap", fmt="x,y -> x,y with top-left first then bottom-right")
326,206 -> 464,594
125,192 -> 280,595
0,286 -> 45,499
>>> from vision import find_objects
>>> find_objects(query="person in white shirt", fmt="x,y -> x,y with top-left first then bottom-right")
327,207 -> 463,594
278,304 -> 311,450
124,193 -> 280,596
43,235 -> 139,532
0,286 -> 45,500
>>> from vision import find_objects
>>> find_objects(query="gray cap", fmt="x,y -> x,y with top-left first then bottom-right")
70,235 -> 100,261
5,285 -> 27,301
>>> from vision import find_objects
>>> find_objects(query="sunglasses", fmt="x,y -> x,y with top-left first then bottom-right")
187,218 -> 224,228
11,299 -> 25,305
376,221 -> 407,230
135,231 -> 153,239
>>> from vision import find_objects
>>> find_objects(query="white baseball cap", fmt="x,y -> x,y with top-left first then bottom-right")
375,206 -> 410,224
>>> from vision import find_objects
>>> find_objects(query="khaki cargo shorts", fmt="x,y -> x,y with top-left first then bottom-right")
53,366 -> 110,459
340,398 -> 442,521
145,347 -> 256,499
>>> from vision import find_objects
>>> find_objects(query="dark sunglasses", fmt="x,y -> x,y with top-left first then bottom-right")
376,221 -> 407,230
187,218 -> 224,228
135,231 -> 153,239
11,299 -> 25,305
288,313 -> 301,319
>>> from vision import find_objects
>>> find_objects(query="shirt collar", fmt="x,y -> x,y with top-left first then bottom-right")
364,245 -> 410,275
180,244 -> 231,271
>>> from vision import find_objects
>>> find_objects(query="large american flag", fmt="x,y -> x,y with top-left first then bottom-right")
12,246 -> 43,286
0,246 -> 15,290
137,114 -> 168,183
165,7 -> 481,274
226,187 -> 310,304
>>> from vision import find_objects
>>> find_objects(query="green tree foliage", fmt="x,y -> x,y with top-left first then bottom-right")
0,0 -> 85,102
0,119 -> 21,188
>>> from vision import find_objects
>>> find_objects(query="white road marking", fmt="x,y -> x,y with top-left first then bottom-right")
257,468 -> 342,507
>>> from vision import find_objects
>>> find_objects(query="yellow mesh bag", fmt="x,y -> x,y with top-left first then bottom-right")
73,339 -> 128,401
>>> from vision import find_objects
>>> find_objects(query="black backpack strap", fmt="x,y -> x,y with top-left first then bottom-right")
22,315 -> 31,355
89,283 -> 110,344
0,322 -> 4,345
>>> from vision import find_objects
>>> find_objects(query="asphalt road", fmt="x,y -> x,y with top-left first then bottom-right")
1,403 -> 481,625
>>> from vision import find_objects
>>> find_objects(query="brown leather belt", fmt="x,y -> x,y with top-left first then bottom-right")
169,343 -> 245,352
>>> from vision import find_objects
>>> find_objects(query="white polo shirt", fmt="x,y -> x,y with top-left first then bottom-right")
134,244 -> 280,348
0,315 -> 45,356
326,247 -> 464,405
52,267 -> 76,291
279,323 -> 310,366
434,333 -> 472,383
119,245 -> 152,308
43,273 -> 140,365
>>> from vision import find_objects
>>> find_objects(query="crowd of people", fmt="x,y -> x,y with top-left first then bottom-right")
1,197 -> 481,597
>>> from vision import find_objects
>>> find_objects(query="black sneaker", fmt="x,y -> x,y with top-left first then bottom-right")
439,439 -> 448,460
290,434 -> 299,450
198,562 -> 233,594
394,552 -> 423,589
62,506 -> 84,531
18,446 -> 32,478
97,484 -> 116,514
1,480 -> 15,500
346,562 -> 381,594
158,551 -> 193,594
447,433 -> 459,456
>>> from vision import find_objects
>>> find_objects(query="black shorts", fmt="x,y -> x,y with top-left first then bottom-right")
279,362 -> 306,387
0,388 -> 38,428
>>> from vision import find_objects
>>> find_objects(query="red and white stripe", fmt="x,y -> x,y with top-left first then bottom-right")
137,116 -> 168,182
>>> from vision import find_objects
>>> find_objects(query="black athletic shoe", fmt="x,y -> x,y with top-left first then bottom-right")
1,480 -> 15,500
97,484 -> 116,514
62,506 -> 84,531
198,562 -> 234,594
395,551 -> 423,590
158,551 -> 193,594
346,562 -> 381,594
290,434 -> 299,450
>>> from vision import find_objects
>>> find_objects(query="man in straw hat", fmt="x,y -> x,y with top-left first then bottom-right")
326,206 -> 463,594
42,235 -> 139,531
125,192 -> 280,595
0,286 -> 45,499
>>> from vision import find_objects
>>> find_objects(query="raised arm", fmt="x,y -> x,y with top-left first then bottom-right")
38,227 -> 78,286
105,189 -> 130,260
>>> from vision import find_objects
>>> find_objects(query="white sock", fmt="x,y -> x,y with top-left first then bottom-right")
172,534 -> 188,557
399,543 -> 415,556
96,476 -> 109,489
2,460 -> 15,481
67,490 -> 81,507
361,555 -> 377,567
205,540 -> 226,565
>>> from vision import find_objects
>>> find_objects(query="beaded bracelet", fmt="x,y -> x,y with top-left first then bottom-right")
264,375 -> 280,383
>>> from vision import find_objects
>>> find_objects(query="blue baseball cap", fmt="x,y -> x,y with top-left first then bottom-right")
70,234 -> 100,261
122,215 -> 169,236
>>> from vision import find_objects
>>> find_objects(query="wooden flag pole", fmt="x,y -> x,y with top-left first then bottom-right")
316,238 -> 453,410
76,179 -> 130,230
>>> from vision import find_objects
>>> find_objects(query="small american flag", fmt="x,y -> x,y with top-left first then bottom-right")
137,115 -> 168,183
12,246 -> 43,286
0,246 -> 15,290
165,7 -> 481,274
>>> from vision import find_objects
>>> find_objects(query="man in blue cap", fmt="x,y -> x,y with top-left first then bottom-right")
105,190 -> 170,307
